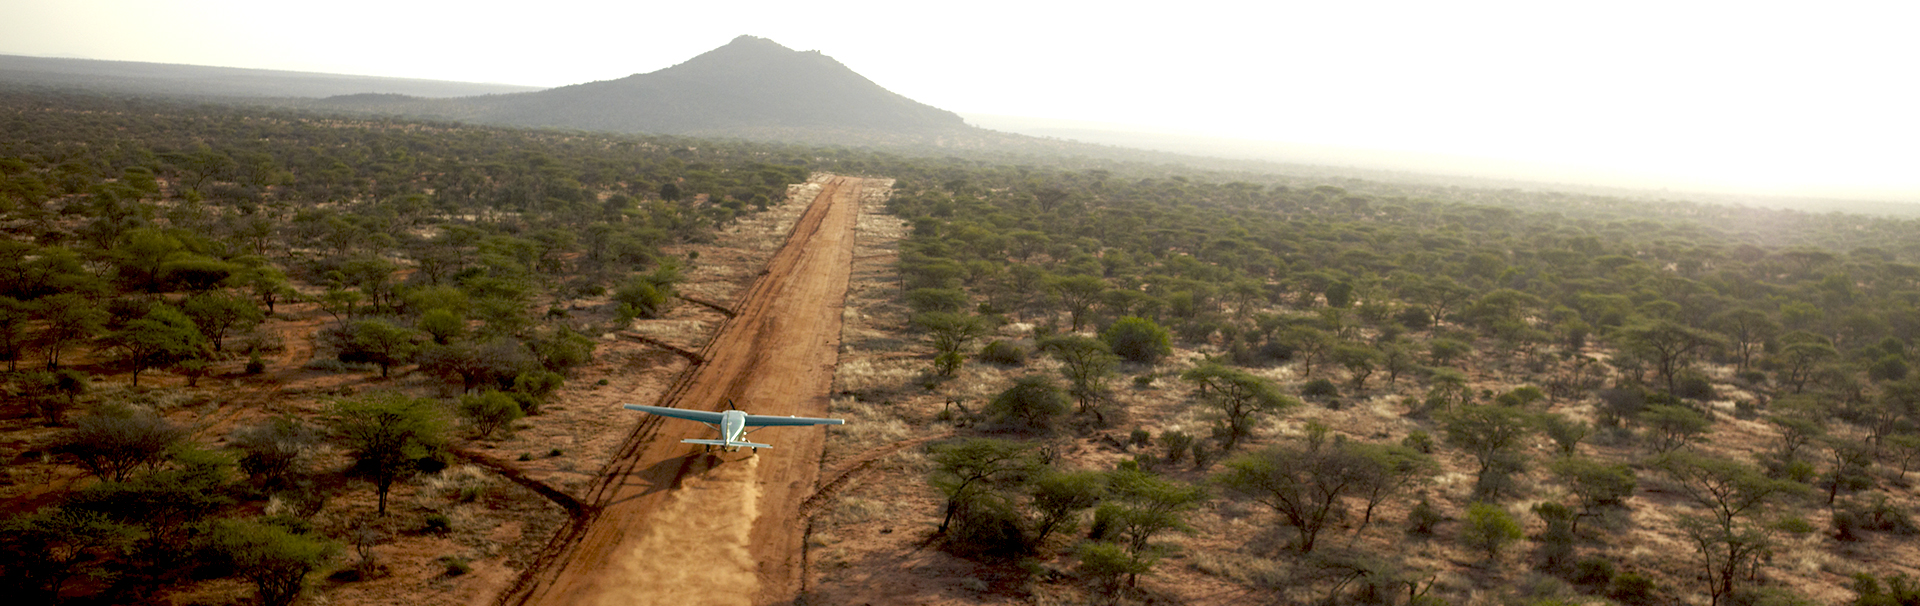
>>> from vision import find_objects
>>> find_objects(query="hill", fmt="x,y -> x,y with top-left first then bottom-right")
451,35 -> 968,138
0,54 -> 542,99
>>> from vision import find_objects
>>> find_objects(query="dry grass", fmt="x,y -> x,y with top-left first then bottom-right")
626,318 -> 711,344
832,357 -> 923,395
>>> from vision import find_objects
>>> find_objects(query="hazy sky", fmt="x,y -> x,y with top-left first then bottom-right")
5,1 -> 1917,201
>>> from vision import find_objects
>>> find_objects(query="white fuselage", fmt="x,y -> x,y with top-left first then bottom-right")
719,409 -> 748,445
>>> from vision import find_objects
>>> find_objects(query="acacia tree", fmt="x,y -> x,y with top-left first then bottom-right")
1277,325 -> 1334,376
914,311 -> 990,376
1539,412 -> 1593,456
326,393 -> 446,515
1770,335 -> 1837,393
0,508 -> 139,605
1039,335 -> 1118,420
181,290 -> 263,352
1380,341 -> 1418,386
207,519 -> 338,606
1181,363 -> 1300,452
332,318 -> 421,378
928,438 -> 1038,534
987,375 -> 1068,432
1710,308 -> 1778,371
1657,453 -> 1809,606
1441,404 -> 1536,500
1091,468 -> 1205,587
0,296 -> 28,371
1348,442 -> 1437,532
35,294 -> 105,370
1550,456 -> 1636,534
228,416 -> 322,488
1048,275 -> 1106,331
231,264 -> 296,314
1332,343 -> 1380,390
1641,404 -> 1710,454
110,305 -> 206,386
1617,320 -> 1725,396
1024,470 -> 1105,550
1216,441 -> 1372,554
21,369 -> 88,425
62,407 -> 189,481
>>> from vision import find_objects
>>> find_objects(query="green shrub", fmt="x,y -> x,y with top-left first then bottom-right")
978,340 -> 1028,366
511,369 -> 564,415
1674,370 -> 1717,401
1161,431 -> 1194,463
1727,587 -> 1816,606
1869,355 -> 1909,382
942,494 -> 1026,559
1837,495 -> 1920,540
1571,556 -> 1616,588
1102,317 -> 1171,364
206,519 -> 339,606
1190,442 -> 1216,470
906,288 -> 969,313
531,326 -> 596,373
422,514 -> 452,534
1608,572 -> 1661,606
1851,572 -> 1920,606
1128,428 -> 1152,447
1406,498 -> 1443,535
1301,378 -> 1340,398
986,375 -> 1068,432
613,275 -> 674,320
1401,430 -> 1435,454
1461,502 -> 1522,560
459,391 -> 523,439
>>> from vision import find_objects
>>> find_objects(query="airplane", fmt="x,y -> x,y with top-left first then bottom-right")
623,402 -> 844,452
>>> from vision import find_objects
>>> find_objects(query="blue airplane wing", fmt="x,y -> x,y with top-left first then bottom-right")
743,414 -> 845,427
624,404 -> 726,424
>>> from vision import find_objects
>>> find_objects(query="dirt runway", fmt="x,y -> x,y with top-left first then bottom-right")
502,175 -> 878,606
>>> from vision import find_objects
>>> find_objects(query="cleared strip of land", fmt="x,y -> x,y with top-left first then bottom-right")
502,175 -> 875,606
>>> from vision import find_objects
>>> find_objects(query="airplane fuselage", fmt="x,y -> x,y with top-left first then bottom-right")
718,409 -> 748,446
621,403 -> 843,452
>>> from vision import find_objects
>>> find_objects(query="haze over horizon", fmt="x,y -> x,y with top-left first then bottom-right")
6,1 -> 1916,202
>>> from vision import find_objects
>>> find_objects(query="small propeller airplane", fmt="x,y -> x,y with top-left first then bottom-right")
623,401 -> 844,452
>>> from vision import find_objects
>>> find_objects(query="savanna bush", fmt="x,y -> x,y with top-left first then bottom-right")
1103,317 -> 1171,364
978,340 -> 1027,366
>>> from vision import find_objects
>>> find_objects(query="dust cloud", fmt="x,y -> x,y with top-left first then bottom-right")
595,454 -> 762,606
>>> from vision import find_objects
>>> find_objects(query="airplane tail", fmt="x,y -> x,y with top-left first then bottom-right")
682,439 -> 773,449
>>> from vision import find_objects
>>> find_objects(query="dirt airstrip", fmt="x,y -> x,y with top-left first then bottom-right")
501,175 -> 881,606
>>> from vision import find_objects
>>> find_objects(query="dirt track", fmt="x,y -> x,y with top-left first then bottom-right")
501,175 -> 878,606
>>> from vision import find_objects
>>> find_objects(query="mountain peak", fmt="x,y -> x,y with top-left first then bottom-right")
466,36 -> 966,139
725,34 -> 788,49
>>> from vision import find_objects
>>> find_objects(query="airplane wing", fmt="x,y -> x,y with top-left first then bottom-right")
624,404 -> 726,424
743,414 -> 846,427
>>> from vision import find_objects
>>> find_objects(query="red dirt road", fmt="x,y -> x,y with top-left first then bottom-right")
502,176 -> 875,606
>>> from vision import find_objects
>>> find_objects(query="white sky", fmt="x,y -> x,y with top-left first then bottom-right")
5,0 -> 1918,201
